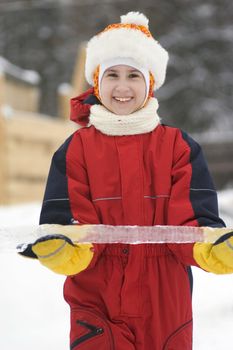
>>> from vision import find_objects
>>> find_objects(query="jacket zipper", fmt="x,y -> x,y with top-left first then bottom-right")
70,320 -> 104,349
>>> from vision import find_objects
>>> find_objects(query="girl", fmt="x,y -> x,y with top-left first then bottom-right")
22,12 -> 233,350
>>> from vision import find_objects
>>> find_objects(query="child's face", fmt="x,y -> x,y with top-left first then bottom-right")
100,65 -> 147,115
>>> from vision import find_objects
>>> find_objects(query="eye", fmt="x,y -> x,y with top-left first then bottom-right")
129,73 -> 141,78
106,72 -> 118,78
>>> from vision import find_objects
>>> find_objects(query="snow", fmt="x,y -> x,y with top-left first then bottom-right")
0,56 -> 40,85
58,82 -> 73,95
0,190 -> 233,349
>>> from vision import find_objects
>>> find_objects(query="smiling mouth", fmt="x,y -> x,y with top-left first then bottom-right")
113,97 -> 133,102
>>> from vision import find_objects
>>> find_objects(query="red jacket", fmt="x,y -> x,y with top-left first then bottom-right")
40,89 -> 224,349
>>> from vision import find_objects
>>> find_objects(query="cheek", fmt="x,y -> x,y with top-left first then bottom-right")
100,81 -> 113,100
136,85 -> 147,102
132,78 -> 147,100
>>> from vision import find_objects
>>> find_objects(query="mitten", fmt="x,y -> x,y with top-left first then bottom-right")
194,231 -> 233,274
18,234 -> 94,276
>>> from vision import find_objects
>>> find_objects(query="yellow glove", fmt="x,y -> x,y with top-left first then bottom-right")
18,234 -> 94,276
194,231 -> 233,274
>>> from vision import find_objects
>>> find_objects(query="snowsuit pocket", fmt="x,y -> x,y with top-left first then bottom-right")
70,308 -> 114,350
163,319 -> 193,350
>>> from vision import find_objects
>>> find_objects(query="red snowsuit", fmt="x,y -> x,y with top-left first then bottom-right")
40,89 -> 224,349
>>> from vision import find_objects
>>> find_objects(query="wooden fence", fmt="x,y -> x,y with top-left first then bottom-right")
0,55 -> 77,205
0,110 -> 75,204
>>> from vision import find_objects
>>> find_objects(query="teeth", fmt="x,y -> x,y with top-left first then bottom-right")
114,97 -> 132,102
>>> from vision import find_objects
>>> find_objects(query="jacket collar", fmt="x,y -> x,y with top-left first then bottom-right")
70,88 -> 99,127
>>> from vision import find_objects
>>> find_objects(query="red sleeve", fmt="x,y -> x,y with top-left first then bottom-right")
66,131 -> 106,267
40,131 -> 105,270
166,130 -> 224,267
66,131 -> 100,225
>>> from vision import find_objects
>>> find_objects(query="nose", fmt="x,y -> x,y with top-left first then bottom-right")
114,82 -> 131,94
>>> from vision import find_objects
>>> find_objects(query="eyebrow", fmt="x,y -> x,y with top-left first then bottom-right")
105,69 -> 118,73
105,68 -> 141,73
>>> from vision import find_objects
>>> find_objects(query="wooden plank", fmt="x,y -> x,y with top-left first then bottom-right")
6,138 -> 53,178
72,43 -> 89,95
0,73 -> 7,106
4,110 -> 76,179
1,110 -> 76,204
6,79 -> 39,112
58,87 -> 72,120
0,111 -> 8,203
4,110 -> 75,144
7,178 -> 46,204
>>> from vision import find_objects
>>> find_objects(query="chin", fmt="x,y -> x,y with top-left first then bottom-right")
111,105 -> 136,115
115,109 -> 132,115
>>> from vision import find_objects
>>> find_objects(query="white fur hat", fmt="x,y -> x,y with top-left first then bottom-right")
85,11 -> 169,90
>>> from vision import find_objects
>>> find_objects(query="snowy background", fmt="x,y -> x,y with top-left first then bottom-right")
0,189 -> 232,349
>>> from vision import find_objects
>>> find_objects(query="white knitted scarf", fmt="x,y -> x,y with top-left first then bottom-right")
89,98 -> 160,136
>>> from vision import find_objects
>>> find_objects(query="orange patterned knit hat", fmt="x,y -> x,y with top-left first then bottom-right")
85,12 -> 168,91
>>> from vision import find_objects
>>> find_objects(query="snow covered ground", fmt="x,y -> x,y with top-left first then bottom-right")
0,190 -> 232,350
